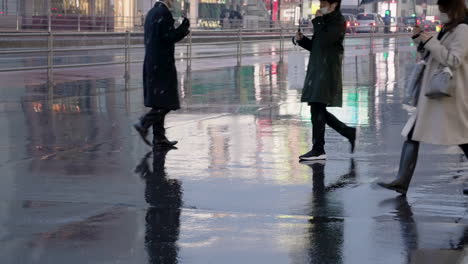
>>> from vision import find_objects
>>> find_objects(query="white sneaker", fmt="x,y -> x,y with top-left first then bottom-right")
299,150 -> 327,161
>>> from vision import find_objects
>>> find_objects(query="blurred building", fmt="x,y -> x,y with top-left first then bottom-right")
0,0 -> 281,30
5,0 -> 461,30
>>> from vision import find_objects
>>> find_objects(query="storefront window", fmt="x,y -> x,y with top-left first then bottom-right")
1,0 -> 5,15
32,0 -> 47,15
32,0 -> 108,15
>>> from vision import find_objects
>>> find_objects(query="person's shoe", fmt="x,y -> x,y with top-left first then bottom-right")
299,149 -> 327,161
349,127 -> 359,153
153,137 -> 178,148
377,140 -> 419,196
377,181 -> 408,195
463,187 -> 468,195
153,125 -> 178,148
133,122 -> 152,147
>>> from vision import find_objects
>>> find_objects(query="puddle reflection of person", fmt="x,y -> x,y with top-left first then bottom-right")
380,196 -> 418,264
135,148 -> 182,264
381,196 -> 468,264
305,159 -> 356,264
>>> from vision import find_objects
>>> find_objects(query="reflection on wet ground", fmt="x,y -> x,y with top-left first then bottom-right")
0,38 -> 468,264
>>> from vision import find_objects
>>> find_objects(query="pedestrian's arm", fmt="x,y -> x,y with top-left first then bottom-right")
313,17 -> 345,48
297,36 -> 313,51
422,24 -> 468,69
159,17 -> 190,44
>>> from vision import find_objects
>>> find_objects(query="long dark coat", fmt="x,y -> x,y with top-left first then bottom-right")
298,10 -> 345,107
143,2 -> 189,110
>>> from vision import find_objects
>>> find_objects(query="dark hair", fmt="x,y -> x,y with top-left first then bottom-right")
437,0 -> 468,30
322,0 -> 341,11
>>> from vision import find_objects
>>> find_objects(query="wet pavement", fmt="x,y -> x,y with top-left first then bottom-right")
0,36 -> 414,70
1,37 -> 468,264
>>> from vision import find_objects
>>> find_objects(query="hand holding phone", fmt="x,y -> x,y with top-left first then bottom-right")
296,31 -> 304,41
181,17 -> 190,28
413,25 -> 423,35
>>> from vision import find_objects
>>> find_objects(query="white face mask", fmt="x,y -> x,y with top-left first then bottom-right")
320,7 -> 332,15
440,12 -> 450,24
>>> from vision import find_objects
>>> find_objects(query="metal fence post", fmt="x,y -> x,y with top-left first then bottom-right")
187,31 -> 192,70
47,0 -> 52,32
124,31 -> 131,79
78,14 -> 81,32
47,31 -> 54,86
104,15 -> 107,32
279,26 -> 284,62
237,28 -> 242,66
16,12 -> 19,31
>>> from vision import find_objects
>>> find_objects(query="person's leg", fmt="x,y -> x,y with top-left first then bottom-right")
152,108 -> 169,139
134,108 -> 159,146
324,108 -> 357,153
378,129 -> 419,195
311,103 -> 326,153
152,108 -> 178,147
300,103 -> 327,160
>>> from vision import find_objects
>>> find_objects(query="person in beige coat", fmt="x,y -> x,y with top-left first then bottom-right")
379,0 -> 468,195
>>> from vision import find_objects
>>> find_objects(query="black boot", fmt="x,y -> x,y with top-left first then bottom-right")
146,109 -> 177,148
134,118 -> 152,147
153,126 -> 178,148
378,140 -> 419,195
152,110 -> 178,148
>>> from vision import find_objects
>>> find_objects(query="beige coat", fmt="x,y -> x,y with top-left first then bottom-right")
402,24 -> 468,145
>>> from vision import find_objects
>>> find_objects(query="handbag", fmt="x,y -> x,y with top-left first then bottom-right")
404,60 -> 426,106
425,66 -> 453,98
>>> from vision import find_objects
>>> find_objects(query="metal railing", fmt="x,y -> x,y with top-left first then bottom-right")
0,26 -> 415,82
0,12 -> 299,32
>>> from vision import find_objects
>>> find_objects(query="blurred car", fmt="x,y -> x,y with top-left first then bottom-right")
356,13 -> 385,33
343,13 -> 358,34
400,16 -> 422,32
422,20 -> 437,32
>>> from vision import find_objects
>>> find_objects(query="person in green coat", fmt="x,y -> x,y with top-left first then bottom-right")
295,0 -> 357,161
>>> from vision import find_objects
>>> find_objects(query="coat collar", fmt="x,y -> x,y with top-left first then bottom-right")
156,1 -> 170,10
323,10 -> 341,22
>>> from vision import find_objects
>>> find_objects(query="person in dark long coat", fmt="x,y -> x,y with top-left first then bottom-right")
295,0 -> 357,161
134,0 -> 190,148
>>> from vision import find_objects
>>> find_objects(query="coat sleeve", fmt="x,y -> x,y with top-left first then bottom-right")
158,15 -> 190,44
423,24 -> 468,69
297,36 -> 313,51
313,16 -> 345,48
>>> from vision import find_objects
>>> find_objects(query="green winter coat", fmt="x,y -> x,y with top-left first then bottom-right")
297,10 -> 345,107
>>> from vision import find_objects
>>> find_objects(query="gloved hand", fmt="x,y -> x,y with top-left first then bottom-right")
181,17 -> 190,29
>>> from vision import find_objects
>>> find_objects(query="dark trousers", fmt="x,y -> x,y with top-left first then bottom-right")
310,102 -> 352,152
141,108 -> 170,138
